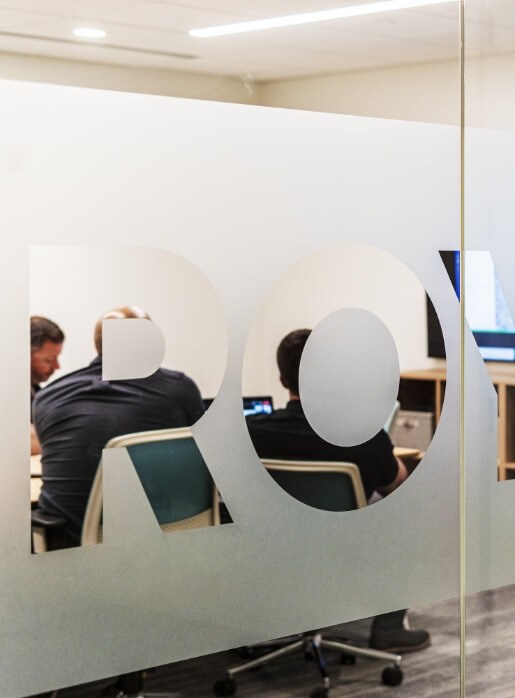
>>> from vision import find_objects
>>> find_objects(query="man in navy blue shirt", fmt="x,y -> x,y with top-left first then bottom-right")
246,329 -> 430,653
30,316 -> 65,455
33,306 -> 204,549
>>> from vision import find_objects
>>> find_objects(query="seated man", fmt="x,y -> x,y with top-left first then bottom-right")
33,305 -> 204,550
30,316 -> 65,455
246,329 -> 430,653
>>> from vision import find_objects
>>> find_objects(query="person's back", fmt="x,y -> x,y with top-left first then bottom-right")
245,329 -> 430,654
33,306 -> 204,548
247,398 -> 398,500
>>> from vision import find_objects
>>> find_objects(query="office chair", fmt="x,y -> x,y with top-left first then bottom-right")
82,426 -> 220,545
213,459 -> 403,698
88,427 -> 220,698
89,427 -> 220,698
32,427 -> 219,698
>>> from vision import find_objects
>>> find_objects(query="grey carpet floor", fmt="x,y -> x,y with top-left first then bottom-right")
29,583 -> 515,698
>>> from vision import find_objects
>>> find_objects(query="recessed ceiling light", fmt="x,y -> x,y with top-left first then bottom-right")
73,27 -> 106,39
189,0 -> 455,38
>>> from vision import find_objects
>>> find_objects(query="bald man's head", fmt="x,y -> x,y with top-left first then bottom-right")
94,305 -> 150,355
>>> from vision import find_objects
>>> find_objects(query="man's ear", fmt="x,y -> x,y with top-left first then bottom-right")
279,374 -> 288,389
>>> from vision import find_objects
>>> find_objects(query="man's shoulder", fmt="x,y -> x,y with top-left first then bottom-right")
33,364 -> 98,405
155,367 -> 185,381
41,364 -> 95,389
154,367 -> 198,390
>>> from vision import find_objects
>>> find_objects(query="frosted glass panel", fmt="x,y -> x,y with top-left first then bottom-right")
465,0 -> 515,694
1,80 -> 460,696
30,246 -> 228,401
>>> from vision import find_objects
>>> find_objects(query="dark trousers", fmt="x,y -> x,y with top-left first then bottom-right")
372,609 -> 407,630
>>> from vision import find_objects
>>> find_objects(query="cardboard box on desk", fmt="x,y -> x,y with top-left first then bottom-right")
391,410 -> 435,452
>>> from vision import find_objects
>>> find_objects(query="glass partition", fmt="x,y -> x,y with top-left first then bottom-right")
464,0 -> 515,695
0,1 -> 467,695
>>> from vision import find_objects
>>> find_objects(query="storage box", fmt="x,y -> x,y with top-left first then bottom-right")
390,409 -> 434,452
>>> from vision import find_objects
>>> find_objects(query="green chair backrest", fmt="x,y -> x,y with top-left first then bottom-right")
263,460 -> 367,512
126,435 -> 213,525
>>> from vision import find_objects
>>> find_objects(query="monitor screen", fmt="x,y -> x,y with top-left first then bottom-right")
427,251 -> 515,362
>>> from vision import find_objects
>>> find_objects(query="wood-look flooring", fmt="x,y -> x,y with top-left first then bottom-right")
31,583 -> 515,698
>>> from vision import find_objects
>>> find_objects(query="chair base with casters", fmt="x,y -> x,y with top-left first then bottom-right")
213,630 -> 402,698
33,427 -> 219,698
91,427 -> 220,698
213,459 -> 403,697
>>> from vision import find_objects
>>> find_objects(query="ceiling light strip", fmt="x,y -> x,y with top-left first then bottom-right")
73,28 -> 106,39
189,0 -> 455,38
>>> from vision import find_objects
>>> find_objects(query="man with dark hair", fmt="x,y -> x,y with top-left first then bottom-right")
246,329 -> 430,653
30,316 -> 65,455
30,316 -> 65,402
33,306 -> 204,550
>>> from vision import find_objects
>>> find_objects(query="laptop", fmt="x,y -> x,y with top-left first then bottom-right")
203,396 -> 274,416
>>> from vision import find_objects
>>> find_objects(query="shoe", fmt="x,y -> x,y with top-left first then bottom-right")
369,627 -> 431,653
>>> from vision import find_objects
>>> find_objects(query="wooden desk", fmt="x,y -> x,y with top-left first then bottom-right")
394,446 -> 422,460
30,454 -> 42,477
394,446 -> 423,475
31,477 -> 42,503
30,455 -> 42,503
400,364 -> 515,480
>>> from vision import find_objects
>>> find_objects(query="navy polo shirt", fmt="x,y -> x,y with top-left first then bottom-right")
33,356 -> 204,543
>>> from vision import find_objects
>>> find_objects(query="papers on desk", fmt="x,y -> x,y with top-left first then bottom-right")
31,478 -> 42,503
30,454 -> 42,477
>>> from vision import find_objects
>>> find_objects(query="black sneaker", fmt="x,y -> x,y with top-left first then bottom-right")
369,627 -> 431,653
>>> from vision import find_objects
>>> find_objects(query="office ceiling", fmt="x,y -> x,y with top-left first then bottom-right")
0,1 -> 513,81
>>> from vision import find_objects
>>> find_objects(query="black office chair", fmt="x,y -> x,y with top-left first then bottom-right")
213,459 -> 403,698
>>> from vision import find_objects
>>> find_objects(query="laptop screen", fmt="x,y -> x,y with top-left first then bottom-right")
203,396 -> 274,416
242,396 -> 274,417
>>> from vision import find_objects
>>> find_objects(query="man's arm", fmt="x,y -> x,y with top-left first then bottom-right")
376,456 -> 408,496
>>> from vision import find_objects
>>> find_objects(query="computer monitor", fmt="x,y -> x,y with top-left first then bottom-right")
427,250 -> 515,362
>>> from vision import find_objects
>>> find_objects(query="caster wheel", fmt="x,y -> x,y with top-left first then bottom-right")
310,687 -> 328,698
214,677 -> 237,696
340,652 -> 356,665
382,665 -> 403,686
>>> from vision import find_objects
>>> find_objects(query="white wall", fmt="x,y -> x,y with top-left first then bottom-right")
30,246 -> 228,400
242,245 -> 435,409
5,50 -> 514,125
0,51 -> 260,105
260,59 -> 460,125
16,49 -> 505,402
260,54 -> 515,131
